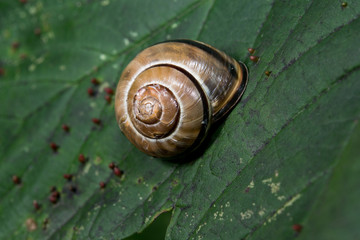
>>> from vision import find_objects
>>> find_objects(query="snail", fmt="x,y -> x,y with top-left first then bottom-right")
115,39 -> 248,158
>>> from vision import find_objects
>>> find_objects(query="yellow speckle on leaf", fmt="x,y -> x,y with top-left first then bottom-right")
35,57 -> 45,64
171,22 -> 179,29
129,31 -> 138,38
28,6 -> 37,15
94,156 -> 102,165
240,210 -> 254,220
101,0 -> 110,6
83,164 -> 91,175
268,194 -> 301,222
262,178 -> 272,183
196,222 -> 207,234
99,54 -> 107,61
145,216 -> 151,224
269,182 -> 280,194
59,65 -> 66,71
277,195 -> 286,201
258,206 -> 266,217
262,177 -> 281,194
90,102 -> 97,108
248,180 -> 255,189
28,64 -> 36,72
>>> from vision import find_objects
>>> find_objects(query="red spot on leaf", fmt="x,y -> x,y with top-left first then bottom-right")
108,162 -> 115,169
250,55 -> 259,63
113,167 -> 123,177
49,195 -> 57,204
99,181 -> 106,189
104,87 -> 114,95
105,95 -> 112,104
78,154 -> 86,163
62,124 -> 70,132
33,200 -> 41,210
91,78 -> 99,85
51,191 -> 60,199
63,174 -> 73,181
92,118 -> 101,125
292,224 -> 303,233
49,190 -> 60,204
88,88 -> 95,97
50,142 -> 59,152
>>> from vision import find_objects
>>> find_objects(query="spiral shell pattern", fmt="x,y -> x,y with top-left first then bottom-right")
115,40 -> 248,158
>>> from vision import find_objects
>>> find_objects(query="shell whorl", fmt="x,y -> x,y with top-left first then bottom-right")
115,40 -> 248,158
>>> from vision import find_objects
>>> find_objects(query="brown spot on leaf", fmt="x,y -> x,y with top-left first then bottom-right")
34,28 -> 41,35
12,175 -> 21,185
11,42 -> 20,50
25,218 -> 37,231
33,200 -> 41,210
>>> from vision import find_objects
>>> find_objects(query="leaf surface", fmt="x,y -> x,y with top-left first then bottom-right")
0,0 -> 359,239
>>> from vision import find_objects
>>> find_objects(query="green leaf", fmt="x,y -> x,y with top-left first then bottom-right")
0,0 -> 359,239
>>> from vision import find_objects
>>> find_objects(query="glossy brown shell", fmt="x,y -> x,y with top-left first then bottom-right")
115,40 -> 248,158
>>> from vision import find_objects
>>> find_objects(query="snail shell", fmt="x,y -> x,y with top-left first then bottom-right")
115,40 -> 248,158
